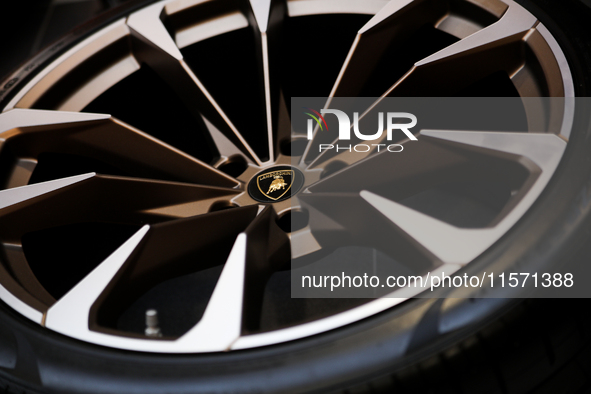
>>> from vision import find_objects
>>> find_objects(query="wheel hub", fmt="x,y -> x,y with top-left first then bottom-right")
247,166 -> 305,203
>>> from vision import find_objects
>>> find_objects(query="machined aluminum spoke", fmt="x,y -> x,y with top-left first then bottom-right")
300,0 -> 478,165
0,109 -> 239,188
304,130 -> 565,266
0,173 -> 95,241
299,192 -> 437,269
177,233 -> 248,351
45,207 -> 257,352
0,176 -> 95,315
275,90 -> 293,156
0,173 -> 241,242
361,191 -> 502,265
308,131 -> 533,200
88,207 -> 257,336
202,116 -> 254,164
386,1 -> 537,97
241,205 -> 290,332
127,1 -> 263,165
45,225 -> 150,338
306,127 -> 564,272
358,130 -> 566,265
247,0 -> 288,162
329,0 -> 447,98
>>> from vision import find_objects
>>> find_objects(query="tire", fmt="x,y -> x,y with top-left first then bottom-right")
0,0 -> 590,393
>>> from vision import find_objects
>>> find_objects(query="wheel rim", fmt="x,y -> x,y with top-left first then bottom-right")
0,0 -> 574,353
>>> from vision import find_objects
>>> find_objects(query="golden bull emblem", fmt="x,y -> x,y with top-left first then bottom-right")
267,176 -> 287,194
257,170 -> 294,201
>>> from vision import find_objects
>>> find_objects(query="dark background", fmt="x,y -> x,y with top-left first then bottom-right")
0,0 -> 131,81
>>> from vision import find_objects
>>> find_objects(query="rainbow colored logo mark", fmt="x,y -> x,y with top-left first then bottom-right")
303,107 -> 328,131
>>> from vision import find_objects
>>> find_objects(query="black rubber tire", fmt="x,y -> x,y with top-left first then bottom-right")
0,1 -> 591,393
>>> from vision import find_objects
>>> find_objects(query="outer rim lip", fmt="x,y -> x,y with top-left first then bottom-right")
0,0 -> 577,353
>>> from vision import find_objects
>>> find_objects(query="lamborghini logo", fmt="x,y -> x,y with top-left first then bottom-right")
257,170 -> 294,201
248,166 -> 304,203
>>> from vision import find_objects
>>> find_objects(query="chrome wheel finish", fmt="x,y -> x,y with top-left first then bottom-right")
0,0 -> 574,352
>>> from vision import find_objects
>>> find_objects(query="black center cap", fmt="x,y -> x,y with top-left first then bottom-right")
248,166 -> 304,203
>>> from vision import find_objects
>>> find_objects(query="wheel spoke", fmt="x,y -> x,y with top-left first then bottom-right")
247,0 -> 288,161
386,2 -> 537,96
299,0 -> 445,165
299,192 -> 436,269
0,109 -> 239,188
180,205 -> 289,341
307,134 -> 476,196
45,206 -> 258,351
241,205 -> 290,332
308,129 -> 563,198
329,0 -> 447,98
93,206 -> 257,340
361,191 -> 497,265
0,173 -> 242,241
127,2 -> 263,165
0,173 -> 94,219
44,225 -> 150,337
202,116 -> 254,164
275,90 -> 292,156
0,160 -> 235,321
177,233 -> 248,350
301,130 -> 564,267
303,2 -> 535,164
356,130 -> 566,265
0,173 -> 124,323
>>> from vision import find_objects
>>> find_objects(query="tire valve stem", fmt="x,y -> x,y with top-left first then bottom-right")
145,309 -> 162,338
